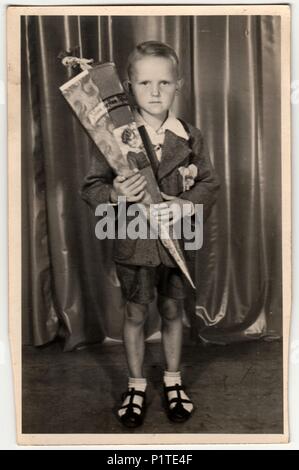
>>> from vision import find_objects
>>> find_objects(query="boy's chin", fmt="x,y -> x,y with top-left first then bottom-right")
144,107 -> 168,117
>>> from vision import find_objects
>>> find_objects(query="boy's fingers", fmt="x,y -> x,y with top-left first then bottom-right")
128,170 -> 142,179
154,213 -> 173,221
161,219 -> 175,227
160,192 -> 176,201
127,179 -> 147,193
151,211 -> 174,221
157,213 -> 174,221
152,206 -> 172,215
127,190 -> 145,202
133,181 -> 147,195
152,202 -> 169,210
123,173 -> 144,188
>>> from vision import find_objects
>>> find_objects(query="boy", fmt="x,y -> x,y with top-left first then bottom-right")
80,41 -> 220,428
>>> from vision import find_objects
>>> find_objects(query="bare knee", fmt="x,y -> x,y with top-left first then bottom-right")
125,302 -> 148,327
158,295 -> 182,322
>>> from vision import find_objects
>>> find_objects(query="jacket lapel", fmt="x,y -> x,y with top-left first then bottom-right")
157,129 -> 192,182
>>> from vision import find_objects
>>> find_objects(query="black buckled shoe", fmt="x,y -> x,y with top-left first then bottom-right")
164,384 -> 193,423
118,388 -> 146,428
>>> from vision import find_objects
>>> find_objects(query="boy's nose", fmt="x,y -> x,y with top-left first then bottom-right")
150,85 -> 160,96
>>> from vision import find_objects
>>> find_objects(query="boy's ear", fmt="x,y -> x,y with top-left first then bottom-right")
176,78 -> 184,94
123,79 -> 133,95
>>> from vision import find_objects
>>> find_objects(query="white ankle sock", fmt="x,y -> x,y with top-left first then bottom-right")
118,377 -> 147,417
163,371 -> 193,413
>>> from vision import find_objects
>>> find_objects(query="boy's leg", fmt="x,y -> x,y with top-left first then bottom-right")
157,267 -> 194,420
116,263 -> 154,378
115,263 -> 155,378
118,301 -> 148,423
123,301 -> 148,378
115,263 -> 155,426
157,294 -> 183,372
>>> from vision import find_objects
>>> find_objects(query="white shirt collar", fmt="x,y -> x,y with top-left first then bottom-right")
133,109 -> 189,141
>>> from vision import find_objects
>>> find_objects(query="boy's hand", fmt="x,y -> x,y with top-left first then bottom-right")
111,169 -> 147,203
151,196 -> 194,226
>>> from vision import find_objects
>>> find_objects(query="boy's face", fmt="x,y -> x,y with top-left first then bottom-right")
130,56 -> 180,119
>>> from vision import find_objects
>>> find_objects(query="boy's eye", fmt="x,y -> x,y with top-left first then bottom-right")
138,81 -> 171,86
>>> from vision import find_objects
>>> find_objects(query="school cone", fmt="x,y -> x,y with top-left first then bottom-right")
59,58 -> 195,289
158,224 -> 196,289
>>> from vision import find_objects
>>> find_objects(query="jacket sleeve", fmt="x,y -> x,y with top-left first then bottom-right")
179,127 -> 220,221
79,144 -> 116,212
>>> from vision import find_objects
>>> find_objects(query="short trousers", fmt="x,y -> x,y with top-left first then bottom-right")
115,263 -> 187,305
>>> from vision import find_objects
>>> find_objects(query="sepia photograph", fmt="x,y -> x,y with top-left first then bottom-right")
7,4 -> 290,445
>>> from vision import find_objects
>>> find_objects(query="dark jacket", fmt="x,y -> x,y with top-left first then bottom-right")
79,121 -> 220,267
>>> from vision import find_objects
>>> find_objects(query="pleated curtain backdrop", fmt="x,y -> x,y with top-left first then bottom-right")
21,15 -> 282,351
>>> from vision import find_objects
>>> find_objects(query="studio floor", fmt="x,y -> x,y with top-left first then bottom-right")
22,337 -> 283,435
